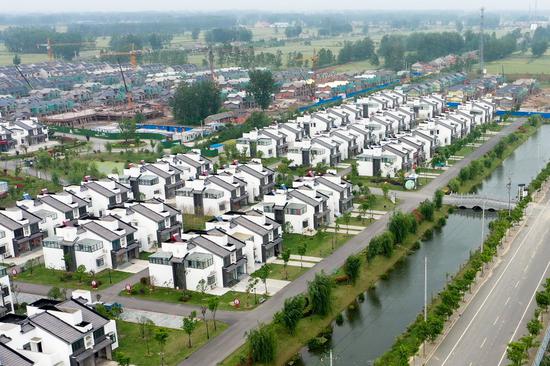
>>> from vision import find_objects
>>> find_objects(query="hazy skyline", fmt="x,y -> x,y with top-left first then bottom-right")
1,0 -> 544,13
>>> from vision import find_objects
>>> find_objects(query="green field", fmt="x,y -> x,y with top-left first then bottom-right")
96,161 -> 125,175
484,51 -> 550,75
115,319 -> 227,366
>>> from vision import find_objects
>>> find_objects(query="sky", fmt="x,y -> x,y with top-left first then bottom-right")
1,0 -> 541,13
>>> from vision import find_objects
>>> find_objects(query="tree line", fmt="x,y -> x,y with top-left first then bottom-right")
2,27 -> 85,60
378,29 -> 521,70
204,27 -> 253,44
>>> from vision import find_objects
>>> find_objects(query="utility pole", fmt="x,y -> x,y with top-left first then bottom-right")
481,196 -> 486,253
424,256 -> 428,322
506,177 -> 512,216
480,7 -> 485,75
329,349 -> 333,366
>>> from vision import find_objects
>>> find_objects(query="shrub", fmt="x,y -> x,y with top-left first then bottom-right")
335,313 -> 344,325
422,228 -> 434,241
334,274 -> 350,284
140,276 -> 150,286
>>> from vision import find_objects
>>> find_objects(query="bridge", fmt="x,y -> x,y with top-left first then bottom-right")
443,193 -> 516,211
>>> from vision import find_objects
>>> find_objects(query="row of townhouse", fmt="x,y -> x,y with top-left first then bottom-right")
356,98 -> 495,177
148,210 -> 283,291
250,173 -> 353,235
0,118 -> 48,153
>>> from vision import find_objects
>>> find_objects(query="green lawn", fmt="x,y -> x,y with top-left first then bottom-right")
15,265 -> 132,291
0,172 -> 62,207
252,263 -> 308,282
483,51 -> 550,75
283,232 -> 352,258
335,215 -> 371,227
183,214 -> 213,231
120,284 -> 265,311
114,319 -> 227,366
96,161 -> 125,176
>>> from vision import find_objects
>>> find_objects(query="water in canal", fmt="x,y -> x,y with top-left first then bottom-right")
475,124 -> 550,200
298,124 -> 550,366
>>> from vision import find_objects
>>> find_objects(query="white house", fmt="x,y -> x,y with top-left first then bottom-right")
222,160 -> 275,202
148,228 -> 247,290
106,199 -> 182,251
0,294 -> 118,366
0,207 -> 43,258
43,216 -> 138,272
161,151 -> 212,179
205,210 -> 282,269
65,179 -> 132,217
292,173 -> 354,216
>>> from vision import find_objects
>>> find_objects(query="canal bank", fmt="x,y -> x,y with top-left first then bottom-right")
297,124 -> 550,366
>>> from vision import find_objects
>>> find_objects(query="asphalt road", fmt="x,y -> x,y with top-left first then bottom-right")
425,188 -> 550,366
180,120 -> 526,366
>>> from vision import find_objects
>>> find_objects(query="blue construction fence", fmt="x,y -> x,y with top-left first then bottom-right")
298,80 -> 401,113
137,124 -> 192,133
495,110 -> 550,119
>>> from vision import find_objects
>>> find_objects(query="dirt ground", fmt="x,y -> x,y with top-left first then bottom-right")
522,88 -> 550,111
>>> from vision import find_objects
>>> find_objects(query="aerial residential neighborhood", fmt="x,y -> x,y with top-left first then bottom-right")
0,2 -> 549,366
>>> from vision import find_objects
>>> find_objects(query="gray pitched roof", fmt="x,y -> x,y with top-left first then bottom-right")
85,181 -> 129,198
143,164 -> 172,179
0,343 -> 34,366
82,216 -> 136,241
30,311 -> 84,344
189,236 -> 231,257
175,154 -> 204,169
129,203 -> 164,223
232,215 -> 269,235
207,176 -> 237,192
237,165 -> 266,180
288,189 -> 321,207
0,211 -> 22,231
316,176 -> 348,192
58,299 -> 109,331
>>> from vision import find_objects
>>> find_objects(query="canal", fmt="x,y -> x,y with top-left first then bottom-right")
298,124 -> 550,365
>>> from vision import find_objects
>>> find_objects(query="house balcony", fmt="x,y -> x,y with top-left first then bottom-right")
260,181 -> 275,196
340,196 -> 354,213
230,192 -> 249,211
158,223 -> 182,243
222,256 -> 247,288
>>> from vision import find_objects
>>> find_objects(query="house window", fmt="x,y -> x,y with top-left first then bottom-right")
0,231 -> 5,239
93,327 -> 105,341
23,226 -> 30,237
207,274 -> 216,286
71,339 -> 85,353
302,220 -> 308,229
96,257 -> 105,268
23,343 -> 31,351
219,204 -> 226,211
263,205 -> 273,213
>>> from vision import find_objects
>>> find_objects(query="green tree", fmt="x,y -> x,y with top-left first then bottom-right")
255,264 -> 272,295
200,305 -> 209,340
115,353 -> 131,366
342,211 -> 352,235
276,295 -> 305,334
507,339 -> 529,366
308,271 -> 333,316
75,265 -> 87,283
105,142 -> 113,153
247,324 -> 276,363
247,69 -> 277,110
532,40 -> 548,58
536,291 -> 550,312
419,199 -> 435,221
344,254 -> 362,284
154,328 -> 169,366
191,28 -> 200,41
47,286 -> 64,300
208,297 -> 220,331
527,317 -> 542,336
12,54 -> 21,66
182,311 -> 198,348
281,248 -> 291,280
382,184 -> 390,200
297,243 -> 307,268
118,118 -> 136,144
434,189 -> 444,209
172,80 -> 221,125
138,317 -> 155,356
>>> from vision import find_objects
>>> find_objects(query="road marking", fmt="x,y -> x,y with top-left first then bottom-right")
480,337 -> 487,348
504,297 -> 510,305
436,201 -> 547,366
514,280 -> 520,288
496,260 -> 550,366
493,316 -> 499,325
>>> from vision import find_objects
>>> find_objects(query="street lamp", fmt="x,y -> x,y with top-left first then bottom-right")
506,176 -> 512,216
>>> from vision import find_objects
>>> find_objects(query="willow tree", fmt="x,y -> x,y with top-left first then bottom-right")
247,324 -> 276,363
308,271 -> 333,316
